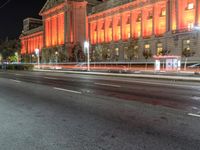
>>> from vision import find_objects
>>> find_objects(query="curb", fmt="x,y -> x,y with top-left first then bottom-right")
33,69 -> 200,82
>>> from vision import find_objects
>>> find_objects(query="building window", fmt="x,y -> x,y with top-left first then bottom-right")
124,47 -> 128,60
107,49 -> 111,60
188,22 -> 194,30
157,43 -> 163,55
117,19 -> 121,40
126,17 -> 131,39
137,13 -> 142,22
148,11 -> 153,20
134,45 -> 139,59
183,39 -> 191,51
145,44 -> 150,49
115,48 -> 119,56
160,8 -> 166,17
187,3 -> 194,10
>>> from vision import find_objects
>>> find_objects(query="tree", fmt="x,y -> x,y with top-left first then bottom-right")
182,48 -> 195,70
143,49 -> 152,70
0,39 -> 21,62
127,40 -> 139,61
72,42 -> 84,62
127,40 -> 139,68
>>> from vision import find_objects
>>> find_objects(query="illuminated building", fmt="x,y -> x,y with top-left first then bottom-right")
20,0 -> 200,63
20,0 -> 101,62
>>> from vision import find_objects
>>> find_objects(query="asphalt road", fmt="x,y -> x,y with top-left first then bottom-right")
0,70 -> 200,150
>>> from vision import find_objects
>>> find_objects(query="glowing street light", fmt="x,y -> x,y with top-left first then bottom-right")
35,48 -> 40,68
84,41 -> 90,71
55,51 -> 58,66
15,52 -> 19,63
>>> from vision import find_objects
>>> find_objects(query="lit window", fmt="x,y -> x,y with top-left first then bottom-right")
188,23 -> 194,30
124,47 -> 128,60
128,33 -> 131,38
161,8 -> 166,17
187,3 -> 194,10
145,44 -> 150,49
126,17 -> 130,24
157,43 -> 163,55
115,48 -> 119,56
138,31 -> 141,37
137,13 -> 142,22
148,11 -> 153,19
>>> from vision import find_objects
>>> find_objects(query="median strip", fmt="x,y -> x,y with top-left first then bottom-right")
10,79 -> 21,83
44,77 -> 58,80
54,87 -> 82,94
188,113 -> 200,118
94,83 -> 121,88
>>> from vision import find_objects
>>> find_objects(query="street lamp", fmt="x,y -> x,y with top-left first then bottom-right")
35,48 -> 40,68
84,41 -> 90,71
15,52 -> 19,64
55,51 -> 58,67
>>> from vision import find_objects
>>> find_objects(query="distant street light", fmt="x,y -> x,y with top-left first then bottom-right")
84,41 -> 90,71
35,48 -> 40,68
15,52 -> 19,63
55,51 -> 58,66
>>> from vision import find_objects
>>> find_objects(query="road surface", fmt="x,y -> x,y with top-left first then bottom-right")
0,70 -> 199,150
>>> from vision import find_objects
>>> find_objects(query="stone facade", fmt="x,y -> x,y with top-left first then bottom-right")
20,0 -> 200,63
88,0 -> 200,63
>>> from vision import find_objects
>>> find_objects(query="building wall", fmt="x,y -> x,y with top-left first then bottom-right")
20,0 -> 200,63
88,0 -> 200,62
20,32 -> 43,55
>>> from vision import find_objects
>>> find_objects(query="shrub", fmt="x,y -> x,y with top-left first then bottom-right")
0,64 -> 34,70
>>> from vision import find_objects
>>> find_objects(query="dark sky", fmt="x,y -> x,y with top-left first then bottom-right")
0,0 -> 46,40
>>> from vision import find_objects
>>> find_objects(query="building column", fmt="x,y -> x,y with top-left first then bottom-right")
104,19 -> 106,43
112,16 -> 114,42
130,11 -> 133,38
152,5 -> 155,35
43,17 -> 46,47
195,0 -> 199,26
175,0 -> 179,30
120,14 -> 123,40
56,15 -> 59,45
141,10 -> 143,38
166,0 -> 171,32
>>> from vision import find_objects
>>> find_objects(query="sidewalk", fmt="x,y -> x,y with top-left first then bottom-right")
33,68 -> 200,82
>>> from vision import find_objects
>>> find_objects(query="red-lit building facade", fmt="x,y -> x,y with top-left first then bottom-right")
20,0 -> 98,62
88,0 -> 200,62
20,0 -> 200,62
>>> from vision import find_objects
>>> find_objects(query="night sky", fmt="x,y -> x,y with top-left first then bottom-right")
0,0 -> 46,40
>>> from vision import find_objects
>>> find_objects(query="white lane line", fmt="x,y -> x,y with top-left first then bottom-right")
44,77 -> 58,80
94,83 -> 121,88
54,87 -> 82,94
10,79 -> 21,83
129,80 -> 199,89
15,74 -> 23,76
188,113 -> 200,118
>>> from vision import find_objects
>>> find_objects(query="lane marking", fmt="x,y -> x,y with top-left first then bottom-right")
94,83 -> 121,88
15,74 -> 23,76
44,77 -> 58,80
54,87 -> 82,94
127,80 -> 200,89
10,79 -> 21,83
188,113 -> 200,118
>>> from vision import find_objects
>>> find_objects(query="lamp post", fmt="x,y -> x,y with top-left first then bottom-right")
55,51 -> 58,67
35,48 -> 40,69
15,52 -> 19,64
84,41 -> 90,71
31,54 -> 35,63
